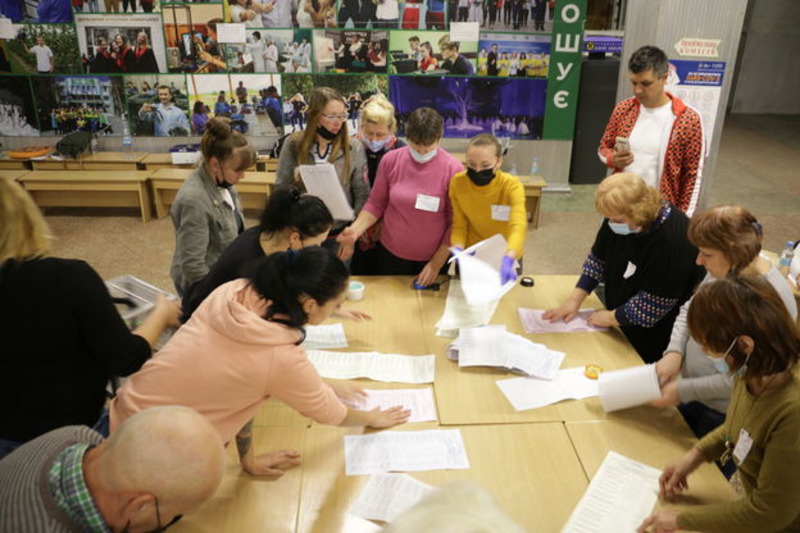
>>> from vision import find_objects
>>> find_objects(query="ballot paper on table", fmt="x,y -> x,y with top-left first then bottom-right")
517,308 -> 609,334
434,279 -> 500,337
450,234 -> 517,306
451,325 -> 565,380
350,388 -> 438,423
299,163 -> 355,221
344,429 -> 470,475
302,323 -> 348,350
307,350 -> 435,383
561,451 -> 661,533
349,473 -> 437,523
598,364 -> 661,412
340,514 -> 383,533
496,367 -> 599,411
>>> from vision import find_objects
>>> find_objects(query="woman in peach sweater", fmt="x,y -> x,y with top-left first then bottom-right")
110,247 -> 409,476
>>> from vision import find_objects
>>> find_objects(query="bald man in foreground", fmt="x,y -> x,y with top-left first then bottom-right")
0,406 -> 225,533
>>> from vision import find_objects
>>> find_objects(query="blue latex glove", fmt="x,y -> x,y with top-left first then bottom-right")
500,255 -> 517,284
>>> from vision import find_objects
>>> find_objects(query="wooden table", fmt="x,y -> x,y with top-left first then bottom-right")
30,152 -> 149,171
141,153 -> 198,171
19,170 -> 153,222
0,156 -> 31,170
0,169 -> 29,181
149,168 -> 275,218
167,275 -> 736,532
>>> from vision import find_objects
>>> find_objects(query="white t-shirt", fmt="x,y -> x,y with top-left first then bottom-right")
30,44 -> 53,72
625,101 -> 674,189
376,0 -> 399,19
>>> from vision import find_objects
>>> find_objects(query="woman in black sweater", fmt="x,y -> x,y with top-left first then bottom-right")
544,172 -> 704,363
0,180 -> 180,458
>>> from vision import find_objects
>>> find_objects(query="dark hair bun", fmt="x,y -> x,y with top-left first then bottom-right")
206,117 -> 233,139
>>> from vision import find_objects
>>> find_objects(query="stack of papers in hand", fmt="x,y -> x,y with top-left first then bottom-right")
447,325 -> 565,379
344,429 -> 470,475
349,473 -> 437,523
450,234 -> 517,306
496,367 -> 600,411
561,452 -> 660,533
517,308 -> 609,333
435,279 -> 500,337
307,350 -> 435,383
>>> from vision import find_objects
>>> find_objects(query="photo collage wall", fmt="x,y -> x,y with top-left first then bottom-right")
0,0 -> 559,140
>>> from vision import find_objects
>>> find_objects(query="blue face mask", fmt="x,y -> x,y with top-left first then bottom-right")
409,146 -> 437,164
708,337 -> 751,376
363,136 -> 393,153
609,221 -> 636,235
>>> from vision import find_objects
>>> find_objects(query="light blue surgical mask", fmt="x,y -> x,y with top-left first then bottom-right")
409,146 -> 437,164
362,136 -> 393,153
708,337 -> 751,376
608,221 -> 636,235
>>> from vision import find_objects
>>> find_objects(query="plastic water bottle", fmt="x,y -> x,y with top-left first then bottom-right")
779,241 -> 795,276
530,156 -> 540,177
509,163 -> 517,177
122,121 -> 134,159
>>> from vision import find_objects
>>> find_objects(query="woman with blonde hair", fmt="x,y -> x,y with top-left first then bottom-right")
639,275 -> 800,533
0,180 -> 179,458
276,86 -> 368,259
651,205 -> 797,442
545,172 -> 704,363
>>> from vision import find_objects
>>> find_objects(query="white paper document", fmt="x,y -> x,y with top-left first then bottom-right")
307,350 -> 435,384
452,325 -> 565,379
0,19 -> 14,39
496,367 -> 599,411
598,364 -> 661,412
344,429 -> 470,475
349,473 -> 437,522
303,323 -> 348,350
517,308 -> 608,334
351,388 -> 438,423
451,235 -> 516,306
340,514 -> 383,533
449,21 -> 480,41
299,163 -> 355,221
435,279 -> 500,337
561,451 -> 661,533
215,23 -> 246,43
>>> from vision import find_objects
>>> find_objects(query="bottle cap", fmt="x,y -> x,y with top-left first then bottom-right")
520,276 -> 534,287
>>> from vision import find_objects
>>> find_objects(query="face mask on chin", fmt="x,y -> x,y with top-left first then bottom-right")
409,146 -> 437,164
316,124 -> 340,140
608,221 -> 637,235
466,167 -> 495,186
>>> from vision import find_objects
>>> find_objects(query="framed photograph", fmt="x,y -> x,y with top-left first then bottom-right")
477,32 -> 549,77
388,30 -> 477,75
313,29 -> 387,73
163,4 -> 225,73
221,29 -> 310,73
31,75 -> 125,136
75,14 -> 168,73
0,76 -> 39,135
6,24 -> 80,74
124,73 -> 191,136
0,0 -> 72,23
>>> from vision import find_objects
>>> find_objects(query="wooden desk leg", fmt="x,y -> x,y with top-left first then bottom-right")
532,196 -> 541,229
152,184 -> 167,219
138,182 -> 152,223
525,196 -> 542,229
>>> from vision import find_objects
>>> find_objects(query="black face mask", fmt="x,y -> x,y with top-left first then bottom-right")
316,124 -> 340,140
466,167 -> 495,186
217,179 -> 233,189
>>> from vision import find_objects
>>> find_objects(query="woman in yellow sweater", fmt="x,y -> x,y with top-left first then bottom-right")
448,134 -> 527,284
638,275 -> 800,533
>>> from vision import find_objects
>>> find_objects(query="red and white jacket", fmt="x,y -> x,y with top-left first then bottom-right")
598,92 -> 704,215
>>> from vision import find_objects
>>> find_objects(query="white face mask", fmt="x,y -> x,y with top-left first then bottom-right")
409,146 -> 437,164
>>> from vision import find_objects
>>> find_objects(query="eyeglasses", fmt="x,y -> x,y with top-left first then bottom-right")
152,496 -> 183,532
320,113 -> 349,123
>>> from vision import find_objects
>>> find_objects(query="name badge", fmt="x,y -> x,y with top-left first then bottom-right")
733,428 -> 753,464
415,194 -> 440,212
491,205 -> 511,221
623,261 -> 637,279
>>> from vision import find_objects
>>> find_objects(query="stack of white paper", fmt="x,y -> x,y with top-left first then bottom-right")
344,429 -> 470,475
299,163 -> 355,221
350,388 -> 438,423
307,350 -> 435,383
561,451 -> 661,533
598,365 -> 661,412
349,473 -> 437,523
496,367 -> 599,411
303,323 -> 348,350
434,279 -> 500,337
517,308 -> 609,334
450,234 -> 517,306
450,325 -> 565,379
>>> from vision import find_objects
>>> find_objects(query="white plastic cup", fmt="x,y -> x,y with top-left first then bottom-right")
347,281 -> 365,301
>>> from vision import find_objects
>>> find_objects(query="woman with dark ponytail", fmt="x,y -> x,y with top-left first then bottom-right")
182,185 -> 370,321
170,116 -> 256,296
111,247 -> 410,477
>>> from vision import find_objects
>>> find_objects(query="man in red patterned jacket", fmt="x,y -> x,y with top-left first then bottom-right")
598,45 -> 704,215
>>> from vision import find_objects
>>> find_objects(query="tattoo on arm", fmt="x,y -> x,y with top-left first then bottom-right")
236,419 -> 254,459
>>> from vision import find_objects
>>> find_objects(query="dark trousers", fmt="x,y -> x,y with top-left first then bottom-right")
123,0 -> 136,11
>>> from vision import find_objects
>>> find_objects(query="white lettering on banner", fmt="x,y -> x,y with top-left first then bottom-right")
554,90 -> 569,108
555,33 -> 581,53
556,62 -> 574,81
561,3 -> 580,23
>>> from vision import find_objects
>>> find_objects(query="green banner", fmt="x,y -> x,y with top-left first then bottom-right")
543,0 -> 588,140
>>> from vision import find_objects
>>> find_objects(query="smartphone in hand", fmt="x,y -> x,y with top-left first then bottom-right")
615,136 -> 630,153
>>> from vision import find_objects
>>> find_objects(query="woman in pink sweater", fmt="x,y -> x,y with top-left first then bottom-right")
110,247 -> 409,477
338,107 -> 463,287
